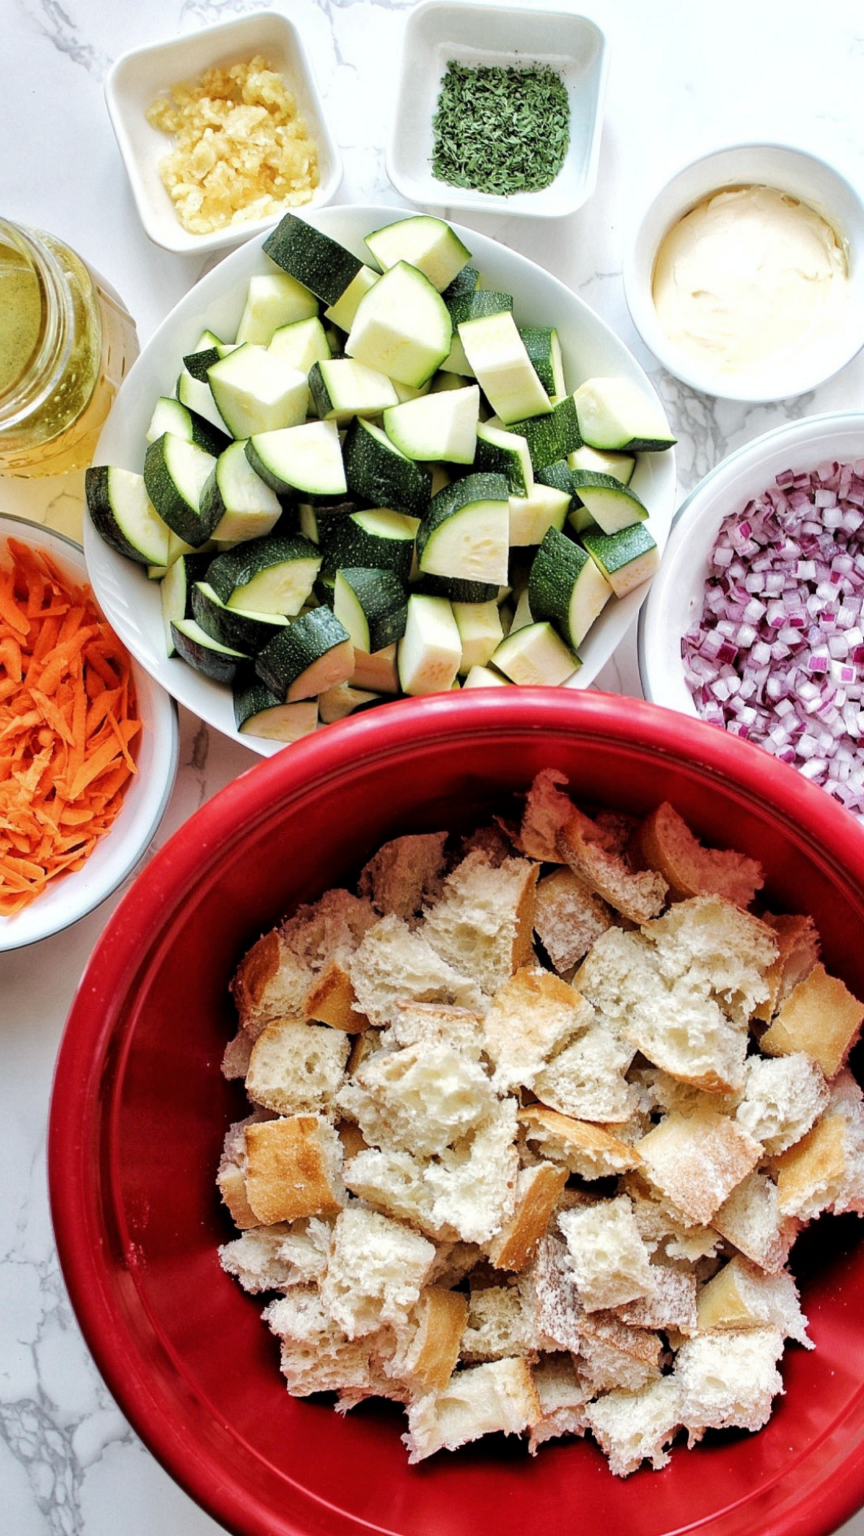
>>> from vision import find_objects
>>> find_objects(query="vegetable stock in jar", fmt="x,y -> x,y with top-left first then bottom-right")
651,185 -> 849,384
0,220 -> 138,477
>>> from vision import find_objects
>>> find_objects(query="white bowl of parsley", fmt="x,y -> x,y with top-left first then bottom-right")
386,2 -> 609,218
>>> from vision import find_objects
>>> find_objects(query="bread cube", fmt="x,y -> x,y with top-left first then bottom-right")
349,913 -> 484,1027
483,966 -> 593,1093
421,851 -> 539,996
527,1354 -> 590,1453
696,1256 -> 811,1346
519,1105 -> 642,1180
385,1285 -> 468,1396
584,1376 -> 682,1477
320,1205 -> 436,1338
635,801 -> 763,908
753,911 -> 820,1023
760,963 -> 864,1079
461,1284 -> 536,1361
675,1327 -> 785,1437
358,830 -> 448,919
775,1070 -> 864,1220
486,1160 -> 568,1271
244,1114 -> 345,1225
402,1358 -> 541,1462
264,1286 -> 387,1396
533,865 -> 614,973
245,1017 -> 350,1116
338,1041 -> 496,1157
711,1170 -> 799,1273
637,1109 -> 761,1226
558,1195 -> 654,1312
533,1024 -> 638,1123
734,1051 -> 829,1155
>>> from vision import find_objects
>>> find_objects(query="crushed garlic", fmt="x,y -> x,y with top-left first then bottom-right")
147,56 -> 320,235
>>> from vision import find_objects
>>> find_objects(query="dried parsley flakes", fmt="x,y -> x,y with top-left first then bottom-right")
431,61 -> 570,196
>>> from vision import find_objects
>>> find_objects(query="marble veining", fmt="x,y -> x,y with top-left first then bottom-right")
4,2 -> 864,1532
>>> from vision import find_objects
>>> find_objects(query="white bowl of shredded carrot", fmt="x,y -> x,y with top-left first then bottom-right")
0,516 -> 178,949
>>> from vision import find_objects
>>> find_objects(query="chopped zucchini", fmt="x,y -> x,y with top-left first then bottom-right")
191,581 -> 290,654
452,599 -> 505,674
246,419 -> 347,498
234,673 -> 319,741
199,440 -> 283,544
255,605 -> 354,701
171,618 -> 248,683
145,395 -> 229,457
442,266 -> 479,301
143,435 -> 219,547
267,315 -> 332,375
568,444 -> 636,485
572,377 -> 676,453
529,525 -> 613,649
457,311 -> 551,424
416,472 -> 510,585
318,681 -> 385,722
206,344 -> 309,438
351,642 -> 401,694
462,664 -> 511,688
397,594 -> 462,696
491,621 -> 580,687
342,418 -> 432,517
323,266 -> 379,332
346,262 -> 452,387
519,327 -> 566,398
263,215 -> 363,307
365,215 -> 472,292
447,290 -> 514,327
508,481 -> 571,546
568,472 -> 649,535
235,271 -> 319,344
159,551 -> 212,655
382,385 -> 480,465
474,421 -> 534,496
308,357 -> 398,422
333,567 -> 408,653
321,508 -> 418,581
206,534 -> 322,616
85,466 -> 171,567
582,524 -> 660,596
176,369 -> 231,438
504,395 -> 581,471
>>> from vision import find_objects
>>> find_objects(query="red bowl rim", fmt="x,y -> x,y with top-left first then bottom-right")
48,689 -> 864,1536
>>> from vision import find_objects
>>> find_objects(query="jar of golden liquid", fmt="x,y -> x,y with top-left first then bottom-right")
0,219 -> 139,477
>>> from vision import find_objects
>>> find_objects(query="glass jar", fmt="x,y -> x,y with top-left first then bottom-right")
0,219 -> 139,477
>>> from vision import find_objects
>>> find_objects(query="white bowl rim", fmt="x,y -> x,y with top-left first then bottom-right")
623,140 -> 864,403
637,408 -> 864,708
0,514 -> 179,951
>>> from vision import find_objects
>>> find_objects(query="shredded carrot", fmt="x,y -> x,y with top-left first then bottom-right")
0,537 -> 139,918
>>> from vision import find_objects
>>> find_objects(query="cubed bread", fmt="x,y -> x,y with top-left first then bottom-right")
634,801 -> 763,909
402,1358 -> 542,1462
533,1024 -> 638,1123
347,1026 -> 382,1075
675,1327 -> 785,1438
752,912 -> 820,1023
557,805 -> 668,925
526,1234 -> 586,1354
577,1310 -> 664,1395
696,1256 -> 811,1347
217,1112 -> 268,1229
615,1264 -> 698,1336
624,1178 -> 721,1265
221,1029 -> 253,1080
760,963 -> 864,1079
383,1000 -> 485,1058
519,1105 -> 643,1180
533,865 -> 614,973
486,1161 -> 569,1271
774,1070 -> 864,1220
264,1287 -> 388,1397
303,959 -> 368,1033
711,1170 -> 799,1273
244,1114 -> 345,1225
637,1109 -> 762,1226
734,1051 -> 829,1155
460,1284 -> 537,1361
584,1377 -> 682,1477
274,1216 -> 335,1285
218,1224 -> 295,1292
385,1285 -> 468,1396
483,966 -> 593,1093
421,851 -> 539,996
646,896 -> 776,1027
558,1195 -> 654,1312
338,1041 -> 497,1157
527,1354 -> 590,1453
518,766 -> 573,862
358,831 -> 449,919
245,1017 -> 350,1117
320,1205 -> 436,1338
349,913 -> 484,1027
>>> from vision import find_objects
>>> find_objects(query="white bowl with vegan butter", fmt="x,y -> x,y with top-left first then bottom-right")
624,144 -> 864,402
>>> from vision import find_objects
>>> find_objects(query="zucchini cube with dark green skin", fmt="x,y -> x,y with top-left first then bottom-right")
491,620 -> 580,687
205,534 -> 322,616
446,289 -> 514,327
582,524 -> 660,597
233,669 -> 319,741
416,472 -> 510,586
529,524 -> 614,650
333,567 -> 408,653
263,215 -> 364,308
342,418 -> 433,518
474,421 -> 533,496
255,605 -> 354,701
364,215 -> 473,292
572,377 -> 676,453
85,466 -> 172,567
346,261 -> 453,387
567,471 -> 649,536
441,265 -> 480,303
143,435 -> 220,548
319,509 -> 418,582
170,619 -> 248,684
191,582 -> 290,655
505,394 -> 582,471
518,326 -> 566,398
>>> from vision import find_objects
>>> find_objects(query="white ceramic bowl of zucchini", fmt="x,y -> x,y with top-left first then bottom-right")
85,204 -> 677,757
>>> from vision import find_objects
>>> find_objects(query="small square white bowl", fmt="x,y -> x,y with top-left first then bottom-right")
386,2 -> 608,220
105,11 -> 342,257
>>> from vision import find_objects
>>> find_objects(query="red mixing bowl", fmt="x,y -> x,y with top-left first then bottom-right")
49,690 -> 864,1536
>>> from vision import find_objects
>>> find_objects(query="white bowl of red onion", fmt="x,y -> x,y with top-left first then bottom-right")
638,412 -> 864,822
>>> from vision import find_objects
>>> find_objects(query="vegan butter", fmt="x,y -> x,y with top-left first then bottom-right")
652,184 -> 848,378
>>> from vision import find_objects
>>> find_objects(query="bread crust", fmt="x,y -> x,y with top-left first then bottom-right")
245,1115 -> 344,1225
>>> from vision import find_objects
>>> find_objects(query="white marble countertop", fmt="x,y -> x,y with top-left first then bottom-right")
4,2 -> 864,1532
